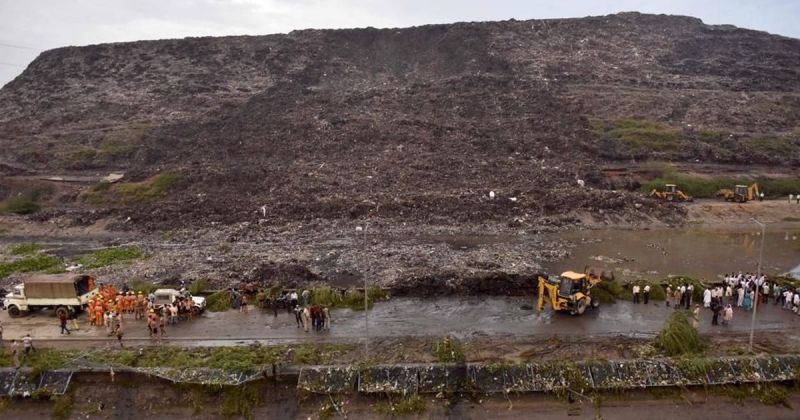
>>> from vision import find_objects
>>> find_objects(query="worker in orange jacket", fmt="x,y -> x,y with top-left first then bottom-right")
94,301 -> 105,328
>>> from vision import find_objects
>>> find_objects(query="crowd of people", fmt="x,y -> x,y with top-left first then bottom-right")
631,272 -> 800,328
83,284 -> 200,346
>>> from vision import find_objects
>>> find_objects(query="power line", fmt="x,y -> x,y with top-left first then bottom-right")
0,42 -> 41,51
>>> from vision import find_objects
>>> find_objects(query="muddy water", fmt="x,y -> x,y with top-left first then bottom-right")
545,226 -> 800,281
6,297 -> 798,346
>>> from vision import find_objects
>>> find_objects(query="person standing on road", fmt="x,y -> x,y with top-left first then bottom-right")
723,304 -> 733,326
665,285 -> 672,307
686,284 -> 694,309
762,282 -> 770,304
632,284 -> 640,304
725,284 -> 733,305
59,311 -> 71,335
791,194 -> 794,204
711,299 -> 721,326
289,291 -> 299,311
703,288 -> 712,308
302,289 -> 310,306
115,322 -> 124,348
679,284 -> 687,308
737,286 -> 745,307
674,288 -> 682,310
643,284 -> 651,304
692,305 -> 700,329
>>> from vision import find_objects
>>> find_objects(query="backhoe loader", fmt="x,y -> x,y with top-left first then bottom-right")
715,183 -> 759,203
537,269 -> 611,315
649,184 -> 693,202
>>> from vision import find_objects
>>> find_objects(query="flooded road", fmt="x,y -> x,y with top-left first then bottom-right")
545,226 -> 800,281
3,297 -> 798,347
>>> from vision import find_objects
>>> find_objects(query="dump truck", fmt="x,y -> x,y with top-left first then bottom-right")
3,273 -> 99,318
537,269 -> 610,315
649,184 -> 693,202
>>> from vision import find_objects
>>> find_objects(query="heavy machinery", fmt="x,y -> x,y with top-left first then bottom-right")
537,269 -> 610,315
716,183 -> 759,203
649,184 -> 693,202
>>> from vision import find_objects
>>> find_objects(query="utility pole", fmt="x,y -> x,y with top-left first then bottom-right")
749,218 -> 765,353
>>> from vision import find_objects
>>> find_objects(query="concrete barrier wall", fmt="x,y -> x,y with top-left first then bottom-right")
299,355 -> 800,394
1,355 -> 797,397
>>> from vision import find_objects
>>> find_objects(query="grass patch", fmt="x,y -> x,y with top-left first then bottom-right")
433,336 -> 465,364
374,394 -> 427,416
0,254 -> 63,278
7,243 -> 45,256
77,246 -> 144,268
657,310 -> 705,356
83,172 -> 179,204
0,185 -> 53,215
594,119 -> 681,153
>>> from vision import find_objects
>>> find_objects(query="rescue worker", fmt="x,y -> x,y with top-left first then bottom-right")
88,299 -> 96,326
94,301 -> 105,329
115,292 -> 124,314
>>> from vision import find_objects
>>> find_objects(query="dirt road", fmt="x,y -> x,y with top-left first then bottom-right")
2,297 -> 798,348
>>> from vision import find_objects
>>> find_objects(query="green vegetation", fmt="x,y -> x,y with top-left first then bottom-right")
0,185 -> 53,215
374,394 -> 428,416
657,310 -> 705,356
83,172 -> 180,204
593,119 -> 681,153
433,336 -> 465,364
640,166 -> 800,199
710,384 -> 791,407
220,383 -> 262,419
128,278 -> 157,294
0,254 -> 63,278
8,243 -> 45,256
308,286 -> 388,311
206,290 -> 233,312
0,345 -> 355,372
592,280 -> 631,304
77,246 -> 144,268
51,394 -> 74,420
675,357 -> 712,381
190,278 -> 209,295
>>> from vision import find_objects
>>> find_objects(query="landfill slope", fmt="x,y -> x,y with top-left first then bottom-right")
0,12 -> 798,229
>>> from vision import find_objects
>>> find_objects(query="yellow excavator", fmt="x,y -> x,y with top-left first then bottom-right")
716,183 -> 759,203
649,184 -> 693,202
537,269 -> 610,315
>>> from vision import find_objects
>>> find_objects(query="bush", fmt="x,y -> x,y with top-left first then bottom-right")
83,172 -> 180,204
220,383 -> 262,420
657,310 -> 705,356
77,246 -> 144,268
0,185 -> 52,215
592,280 -> 631,304
206,290 -> 232,312
190,278 -> 209,295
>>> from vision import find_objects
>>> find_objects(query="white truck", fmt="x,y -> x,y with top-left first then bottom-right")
151,288 -> 206,315
3,273 -> 99,318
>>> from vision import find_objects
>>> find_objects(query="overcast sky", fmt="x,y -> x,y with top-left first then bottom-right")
1,0 -> 799,86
